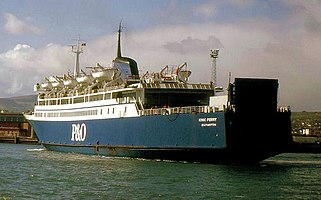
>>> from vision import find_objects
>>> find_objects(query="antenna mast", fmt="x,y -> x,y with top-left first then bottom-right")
117,21 -> 123,58
210,49 -> 219,87
71,36 -> 86,77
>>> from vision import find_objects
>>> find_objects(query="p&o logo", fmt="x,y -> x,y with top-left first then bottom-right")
71,123 -> 87,141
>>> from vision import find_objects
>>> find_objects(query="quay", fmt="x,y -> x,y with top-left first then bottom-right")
0,112 -> 38,144
290,136 -> 321,153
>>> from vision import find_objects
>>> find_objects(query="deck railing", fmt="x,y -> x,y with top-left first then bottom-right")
140,106 -> 220,116
140,105 -> 291,116
277,106 -> 291,113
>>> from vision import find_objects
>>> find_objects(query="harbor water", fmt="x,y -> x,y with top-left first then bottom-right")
0,143 -> 320,199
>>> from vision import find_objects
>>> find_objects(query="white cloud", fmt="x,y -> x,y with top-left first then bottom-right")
5,77 -> 23,95
4,13 -> 44,35
3,44 -> 34,60
162,36 -> 223,54
193,2 -> 217,18
0,43 -> 71,96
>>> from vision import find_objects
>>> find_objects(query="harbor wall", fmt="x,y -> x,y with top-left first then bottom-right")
0,112 -> 38,144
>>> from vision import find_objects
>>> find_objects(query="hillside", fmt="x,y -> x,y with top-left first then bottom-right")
0,95 -> 37,112
291,112 -> 321,136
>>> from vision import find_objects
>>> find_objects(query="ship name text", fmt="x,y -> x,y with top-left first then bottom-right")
198,117 -> 217,127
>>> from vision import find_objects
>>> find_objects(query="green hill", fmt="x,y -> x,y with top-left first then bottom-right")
0,95 -> 37,113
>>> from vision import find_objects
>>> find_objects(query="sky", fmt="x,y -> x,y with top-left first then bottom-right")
0,0 -> 321,111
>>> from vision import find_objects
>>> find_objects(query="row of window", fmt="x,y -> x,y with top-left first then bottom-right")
38,92 -> 136,106
38,94 -> 110,106
0,117 -> 24,122
35,106 -> 128,118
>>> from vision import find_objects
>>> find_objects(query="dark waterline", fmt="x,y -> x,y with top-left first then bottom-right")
0,143 -> 320,199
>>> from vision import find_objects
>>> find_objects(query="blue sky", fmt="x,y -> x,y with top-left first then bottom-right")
0,0 -> 321,111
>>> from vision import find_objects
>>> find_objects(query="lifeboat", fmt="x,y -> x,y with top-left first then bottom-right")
91,66 -> 119,82
62,74 -> 77,88
40,79 -> 52,90
49,76 -> 64,89
160,65 -> 176,82
76,74 -> 94,85
63,78 -> 77,87
75,69 -> 94,86
176,62 -> 191,83
177,70 -> 191,83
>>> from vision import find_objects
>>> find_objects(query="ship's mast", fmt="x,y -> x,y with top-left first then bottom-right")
117,21 -> 122,58
71,37 -> 85,77
210,49 -> 219,88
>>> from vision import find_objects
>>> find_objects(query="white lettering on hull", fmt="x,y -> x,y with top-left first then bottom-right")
71,123 -> 87,141
198,118 -> 217,127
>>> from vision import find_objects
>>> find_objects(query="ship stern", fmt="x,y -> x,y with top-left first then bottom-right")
225,78 -> 292,163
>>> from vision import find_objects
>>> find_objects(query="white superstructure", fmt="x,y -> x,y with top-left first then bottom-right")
28,23 -> 223,123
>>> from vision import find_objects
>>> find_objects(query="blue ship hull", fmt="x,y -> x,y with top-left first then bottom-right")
28,112 -> 230,162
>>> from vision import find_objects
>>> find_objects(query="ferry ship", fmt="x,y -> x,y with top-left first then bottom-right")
25,24 -> 292,164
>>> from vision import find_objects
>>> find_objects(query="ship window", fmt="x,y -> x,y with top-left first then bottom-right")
90,94 -> 103,102
61,99 -> 68,105
124,107 -> 127,113
104,93 -> 111,100
113,92 -> 128,99
74,97 -> 84,104
123,92 -> 136,98
107,108 -> 109,114
112,108 -> 115,114
100,109 -> 102,115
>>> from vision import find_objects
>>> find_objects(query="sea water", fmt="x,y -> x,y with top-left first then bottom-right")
0,143 -> 320,199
